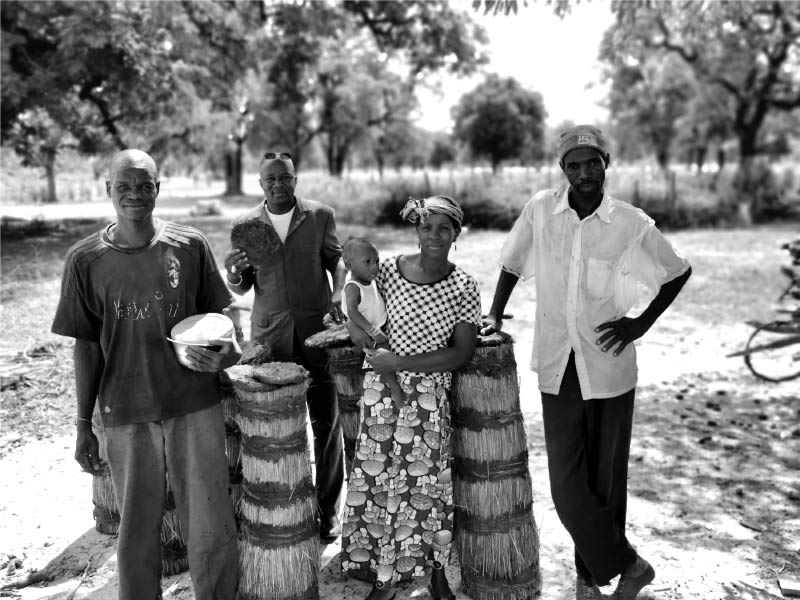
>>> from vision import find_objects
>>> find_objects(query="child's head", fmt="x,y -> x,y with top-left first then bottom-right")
343,237 -> 379,284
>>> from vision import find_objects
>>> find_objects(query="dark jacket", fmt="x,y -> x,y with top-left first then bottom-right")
229,196 -> 342,365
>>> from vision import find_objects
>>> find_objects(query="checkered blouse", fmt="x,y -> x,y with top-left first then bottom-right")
376,256 -> 481,389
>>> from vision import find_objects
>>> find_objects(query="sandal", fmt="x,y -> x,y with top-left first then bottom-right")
366,578 -> 396,600
429,560 -> 456,600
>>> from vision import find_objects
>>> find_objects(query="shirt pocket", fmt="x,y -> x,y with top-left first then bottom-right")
585,257 -> 615,300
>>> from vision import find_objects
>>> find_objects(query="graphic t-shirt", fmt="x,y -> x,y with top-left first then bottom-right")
51,220 -> 232,426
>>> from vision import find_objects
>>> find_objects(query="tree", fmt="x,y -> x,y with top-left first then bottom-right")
6,109 -> 74,203
1,0 -> 264,197
429,136 -> 457,169
452,74 -> 547,172
600,46 -> 693,174
247,1 -> 489,175
607,0 -> 800,219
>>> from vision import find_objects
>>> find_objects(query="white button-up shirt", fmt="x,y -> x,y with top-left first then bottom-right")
500,187 -> 690,399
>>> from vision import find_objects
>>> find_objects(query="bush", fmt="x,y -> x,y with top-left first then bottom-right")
370,171 -> 528,230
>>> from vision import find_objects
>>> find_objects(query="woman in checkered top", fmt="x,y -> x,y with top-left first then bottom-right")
341,196 -> 482,600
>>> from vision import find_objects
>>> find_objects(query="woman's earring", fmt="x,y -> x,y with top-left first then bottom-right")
454,242 -> 457,252
418,242 -> 421,249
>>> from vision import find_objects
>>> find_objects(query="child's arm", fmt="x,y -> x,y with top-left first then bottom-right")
344,283 -> 382,345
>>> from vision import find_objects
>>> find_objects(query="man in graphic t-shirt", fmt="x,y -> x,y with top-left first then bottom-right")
52,149 -> 240,600
224,151 -> 347,543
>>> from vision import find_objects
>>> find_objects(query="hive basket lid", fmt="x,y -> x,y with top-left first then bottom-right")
170,313 -> 234,345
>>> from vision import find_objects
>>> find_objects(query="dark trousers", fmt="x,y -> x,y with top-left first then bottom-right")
541,352 -> 637,586
292,330 -> 344,528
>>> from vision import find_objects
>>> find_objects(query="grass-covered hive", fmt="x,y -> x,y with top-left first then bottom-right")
451,332 -> 541,600
305,323 -> 366,476
228,362 -> 320,600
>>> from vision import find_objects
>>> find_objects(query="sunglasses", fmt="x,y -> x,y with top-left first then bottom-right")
263,152 -> 292,160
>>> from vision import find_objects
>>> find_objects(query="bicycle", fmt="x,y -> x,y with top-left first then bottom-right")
727,239 -> 800,382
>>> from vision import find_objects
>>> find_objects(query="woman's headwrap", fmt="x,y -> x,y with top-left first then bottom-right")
399,195 -> 464,228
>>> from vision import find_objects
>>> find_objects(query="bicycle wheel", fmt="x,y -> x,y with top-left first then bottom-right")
743,324 -> 800,382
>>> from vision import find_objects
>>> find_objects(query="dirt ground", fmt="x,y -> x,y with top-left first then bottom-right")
2,325 -> 798,600
1,209 -> 798,600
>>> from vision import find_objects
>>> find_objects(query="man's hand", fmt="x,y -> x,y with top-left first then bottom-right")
75,423 -> 107,474
185,338 -> 241,372
479,313 -> 503,336
328,292 -> 344,324
594,316 -> 647,356
364,347 -> 398,374
224,248 -> 251,277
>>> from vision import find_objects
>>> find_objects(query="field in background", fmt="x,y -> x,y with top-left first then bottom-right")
3,149 -> 799,231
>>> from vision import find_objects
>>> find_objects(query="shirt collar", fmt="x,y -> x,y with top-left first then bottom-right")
262,195 -> 310,214
552,186 -> 612,223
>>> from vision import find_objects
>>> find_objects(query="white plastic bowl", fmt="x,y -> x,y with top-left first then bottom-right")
168,313 -> 234,368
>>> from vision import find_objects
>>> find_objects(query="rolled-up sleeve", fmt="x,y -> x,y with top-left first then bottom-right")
631,223 -> 690,293
499,196 -> 537,280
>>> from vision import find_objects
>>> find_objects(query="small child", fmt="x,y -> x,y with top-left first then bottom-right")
341,237 -> 406,408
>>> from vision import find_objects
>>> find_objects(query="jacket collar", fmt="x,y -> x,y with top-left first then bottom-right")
552,186 -> 612,223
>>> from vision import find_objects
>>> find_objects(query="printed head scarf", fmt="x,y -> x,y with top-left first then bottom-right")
399,195 -> 464,228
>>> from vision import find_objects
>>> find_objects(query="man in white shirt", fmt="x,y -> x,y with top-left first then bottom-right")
481,125 -> 691,600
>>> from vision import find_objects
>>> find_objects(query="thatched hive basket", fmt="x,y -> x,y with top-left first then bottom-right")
91,410 -> 119,535
228,362 -> 320,600
451,332 -> 541,600
219,370 -> 243,511
222,340 -> 273,512
305,323 -> 365,476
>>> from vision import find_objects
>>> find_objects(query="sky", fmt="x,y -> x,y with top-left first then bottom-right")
415,0 -> 616,132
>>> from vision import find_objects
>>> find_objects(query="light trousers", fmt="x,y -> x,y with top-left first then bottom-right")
105,403 -> 238,600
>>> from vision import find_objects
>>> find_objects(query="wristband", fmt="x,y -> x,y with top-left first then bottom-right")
226,271 -> 243,284
76,417 -> 92,426
367,326 -> 383,339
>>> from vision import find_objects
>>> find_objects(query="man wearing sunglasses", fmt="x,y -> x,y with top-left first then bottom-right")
225,151 -> 347,544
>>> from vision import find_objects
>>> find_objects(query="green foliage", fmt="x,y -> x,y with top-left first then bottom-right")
452,74 -> 547,172
1,0 -> 263,170
731,158 -> 799,222
609,0 -> 800,152
429,140 -> 456,169
246,1 -> 490,174
600,47 -> 693,169
604,1 -> 800,219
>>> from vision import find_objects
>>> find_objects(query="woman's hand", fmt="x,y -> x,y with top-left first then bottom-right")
364,347 -> 398,374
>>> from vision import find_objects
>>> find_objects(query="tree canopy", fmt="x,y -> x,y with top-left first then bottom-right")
605,0 -> 800,165
1,0 -> 490,191
452,74 -> 547,171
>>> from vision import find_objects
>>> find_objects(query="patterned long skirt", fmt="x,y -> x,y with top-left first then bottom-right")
341,371 -> 454,586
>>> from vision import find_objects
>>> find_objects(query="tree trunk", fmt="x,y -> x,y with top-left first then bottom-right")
43,150 -> 57,203
224,140 -> 243,197
733,128 -> 760,225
